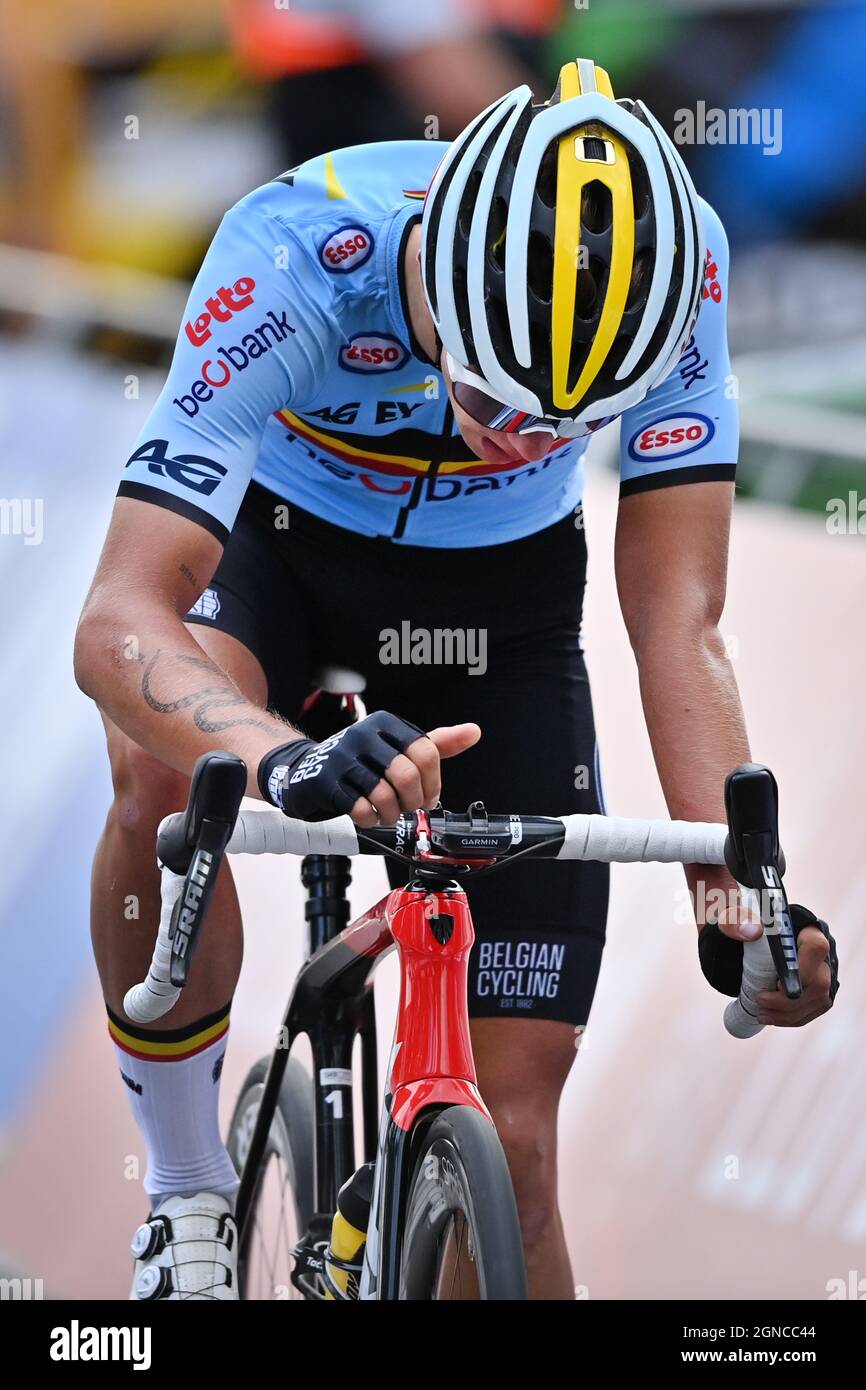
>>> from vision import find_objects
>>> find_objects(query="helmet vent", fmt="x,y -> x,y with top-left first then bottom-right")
627,147 -> 652,219
625,249 -> 652,311
488,292 -> 511,359
529,318 -> 551,386
575,254 -> 609,321
487,196 -> 508,271
452,264 -> 480,374
582,182 -> 612,234
567,336 -> 591,395
527,230 -> 552,303
459,168 -> 483,238
574,269 -> 598,320
535,144 -> 558,209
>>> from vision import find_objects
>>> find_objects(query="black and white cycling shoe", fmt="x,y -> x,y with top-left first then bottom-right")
129,1192 -> 238,1301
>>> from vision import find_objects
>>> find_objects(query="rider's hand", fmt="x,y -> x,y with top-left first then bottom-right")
349,721 -> 481,828
258,712 -> 480,825
698,895 -> 838,1026
755,910 -> 837,1028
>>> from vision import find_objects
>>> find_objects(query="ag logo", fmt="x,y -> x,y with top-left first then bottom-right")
320,226 -> 374,273
126,439 -> 228,496
340,333 -> 408,373
627,413 -> 715,462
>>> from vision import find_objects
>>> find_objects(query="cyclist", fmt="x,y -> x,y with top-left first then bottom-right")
74,59 -> 835,1301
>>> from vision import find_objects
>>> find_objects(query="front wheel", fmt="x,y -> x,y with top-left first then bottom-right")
399,1105 -> 528,1300
226,1056 -> 315,1300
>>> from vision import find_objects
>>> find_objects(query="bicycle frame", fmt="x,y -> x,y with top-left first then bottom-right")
130,750 -> 790,1300
234,859 -> 488,1301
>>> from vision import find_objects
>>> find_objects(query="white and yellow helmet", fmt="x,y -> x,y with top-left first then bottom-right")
421,58 -> 706,425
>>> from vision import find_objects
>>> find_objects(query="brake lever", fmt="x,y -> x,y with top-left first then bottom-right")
724,763 -> 801,999
161,752 -> 247,989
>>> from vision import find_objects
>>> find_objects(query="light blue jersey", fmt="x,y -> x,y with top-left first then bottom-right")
120,141 -> 738,548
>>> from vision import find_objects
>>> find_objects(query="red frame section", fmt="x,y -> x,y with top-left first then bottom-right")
344,883 -> 490,1134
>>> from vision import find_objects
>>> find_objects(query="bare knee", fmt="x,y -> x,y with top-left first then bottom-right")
490,1105 -> 559,1252
103,722 -> 189,837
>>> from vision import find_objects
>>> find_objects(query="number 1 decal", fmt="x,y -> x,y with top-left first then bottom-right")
324,1089 -> 344,1121
320,1066 -> 352,1122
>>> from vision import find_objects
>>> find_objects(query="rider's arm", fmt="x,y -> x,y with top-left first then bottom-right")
75,501 -> 296,795
74,197 -> 334,795
614,477 -> 749,839
615,201 -> 751,931
621,493 -> 837,1022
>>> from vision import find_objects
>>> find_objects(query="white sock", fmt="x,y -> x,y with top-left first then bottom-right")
108,1002 -> 240,1211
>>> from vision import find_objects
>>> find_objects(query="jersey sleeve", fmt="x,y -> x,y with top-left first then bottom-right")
618,200 -> 738,498
119,204 -> 335,544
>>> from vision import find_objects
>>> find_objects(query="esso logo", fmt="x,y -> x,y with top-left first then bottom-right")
320,226 -> 374,273
340,334 -> 408,373
628,414 -> 715,461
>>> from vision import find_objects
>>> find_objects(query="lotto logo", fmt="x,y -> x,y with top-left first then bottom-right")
627,413 -> 715,462
185,276 -> 256,346
319,226 -> 374,273
703,251 -> 722,304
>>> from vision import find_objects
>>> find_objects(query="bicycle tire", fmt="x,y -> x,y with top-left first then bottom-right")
399,1105 -> 528,1300
226,1055 -> 315,1300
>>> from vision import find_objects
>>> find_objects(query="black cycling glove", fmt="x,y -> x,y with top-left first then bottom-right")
698,904 -> 839,1001
257,710 -> 427,821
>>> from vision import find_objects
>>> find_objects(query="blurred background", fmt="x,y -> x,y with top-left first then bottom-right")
1,0 -> 864,1299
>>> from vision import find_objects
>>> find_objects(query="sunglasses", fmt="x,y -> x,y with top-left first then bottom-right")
445,353 -> 610,440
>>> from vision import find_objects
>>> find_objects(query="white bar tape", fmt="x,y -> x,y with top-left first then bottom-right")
160,809 -> 724,864
556,813 -> 727,866
155,809 -> 361,858
226,808 -> 360,856
724,934 -> 778,1039
122,865 -> 185,1024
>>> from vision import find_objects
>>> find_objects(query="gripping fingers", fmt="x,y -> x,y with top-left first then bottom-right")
754,930 -> 833,1026
756,963 -> 832,1027
350,795 -> 382,828
405,735 -> 441,809
351,742 -> 437,824
380,752 -> 425,812
361,781 -> 401,825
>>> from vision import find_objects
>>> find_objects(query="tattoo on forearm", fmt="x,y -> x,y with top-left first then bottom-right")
178,563 -> 199,591
141,650 -> 276,735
